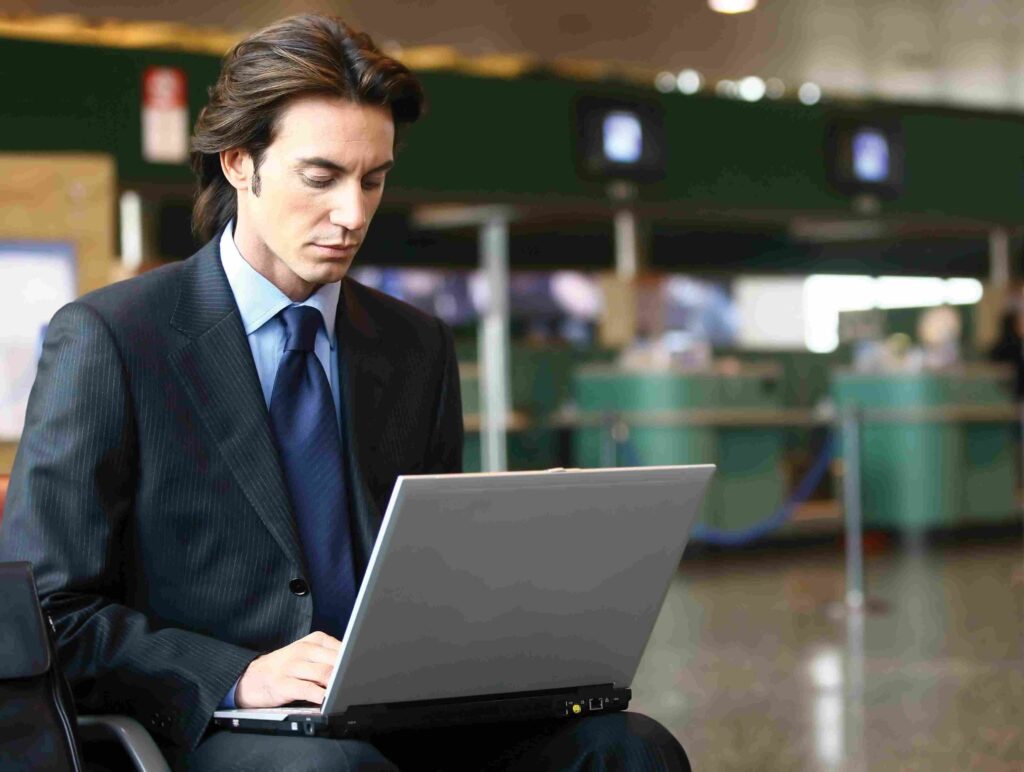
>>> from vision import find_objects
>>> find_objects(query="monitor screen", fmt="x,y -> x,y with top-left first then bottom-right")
826,117 -> 903,197
851,129 -> 890,183
574,96 -> 667,182
603,111 -> 644,164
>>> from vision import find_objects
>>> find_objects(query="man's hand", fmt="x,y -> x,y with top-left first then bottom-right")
235,631 -> 341,708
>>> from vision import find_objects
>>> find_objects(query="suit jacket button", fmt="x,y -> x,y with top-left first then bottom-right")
289,578 -> 309,596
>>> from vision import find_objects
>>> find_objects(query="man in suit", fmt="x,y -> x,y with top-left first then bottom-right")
0,14 -> 690,771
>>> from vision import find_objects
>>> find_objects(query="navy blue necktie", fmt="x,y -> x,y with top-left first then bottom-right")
269,305 -> 356,638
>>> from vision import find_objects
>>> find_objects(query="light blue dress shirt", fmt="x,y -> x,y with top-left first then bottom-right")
217,222 -> 344,709
219,222 -> 342,424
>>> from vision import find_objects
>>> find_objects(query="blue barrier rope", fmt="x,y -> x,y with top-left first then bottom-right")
615,430 -> 835,547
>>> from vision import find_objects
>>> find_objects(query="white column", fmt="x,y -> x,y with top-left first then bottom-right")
119,190 -> 143,270
989,227 -> 1010,287
613,208 -> 638,281
479,216 -> 510,472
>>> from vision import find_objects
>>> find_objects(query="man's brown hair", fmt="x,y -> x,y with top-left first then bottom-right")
190,14 -> 424,241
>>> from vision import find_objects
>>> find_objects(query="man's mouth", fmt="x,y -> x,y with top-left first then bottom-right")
312,243 -> 358,254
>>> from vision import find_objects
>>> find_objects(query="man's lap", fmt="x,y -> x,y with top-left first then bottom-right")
172,712 -> 690,772
171,730 -> 394,771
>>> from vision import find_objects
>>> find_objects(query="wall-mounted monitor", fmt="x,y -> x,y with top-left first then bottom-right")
826,117 -> 904,198
574,96 -> 668,183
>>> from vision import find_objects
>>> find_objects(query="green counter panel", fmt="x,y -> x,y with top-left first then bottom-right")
833,370 -> 1015,529
570,368 -> 786,533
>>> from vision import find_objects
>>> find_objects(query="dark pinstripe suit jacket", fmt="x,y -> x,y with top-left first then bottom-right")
0,238 -> 463,751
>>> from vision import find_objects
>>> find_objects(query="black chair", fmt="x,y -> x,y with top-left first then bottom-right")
0,561 -> 169,772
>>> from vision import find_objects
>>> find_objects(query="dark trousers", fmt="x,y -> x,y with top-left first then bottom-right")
170,712 -> 691,772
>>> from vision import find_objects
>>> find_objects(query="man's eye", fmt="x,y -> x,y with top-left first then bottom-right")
362,178 -> 384,191
302,176 -> 333,189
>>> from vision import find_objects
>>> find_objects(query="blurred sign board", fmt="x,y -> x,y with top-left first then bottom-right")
839,308 -> 885,343
142,66 -> 189,164
0,242 -> 76,440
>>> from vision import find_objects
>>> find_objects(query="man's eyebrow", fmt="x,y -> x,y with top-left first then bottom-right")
296,157 -> 394,174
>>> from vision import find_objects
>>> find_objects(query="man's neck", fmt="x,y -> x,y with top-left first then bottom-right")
231,217 -> 319,302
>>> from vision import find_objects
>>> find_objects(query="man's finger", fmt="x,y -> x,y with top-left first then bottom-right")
286,679 -> 326,705
290,661 -> 334,687
295,641 -> 340,664
304,631 -> 342,651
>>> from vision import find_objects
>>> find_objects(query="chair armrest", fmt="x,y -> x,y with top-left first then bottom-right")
77,714 -> 170,772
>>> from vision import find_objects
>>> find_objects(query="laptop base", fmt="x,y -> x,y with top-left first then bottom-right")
214,685 -> 631,739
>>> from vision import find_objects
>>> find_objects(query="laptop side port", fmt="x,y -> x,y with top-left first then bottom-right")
303,718 -> 316,736
589,698 -> 604,711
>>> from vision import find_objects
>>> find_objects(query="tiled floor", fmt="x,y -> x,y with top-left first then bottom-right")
631,535 -> 1024,771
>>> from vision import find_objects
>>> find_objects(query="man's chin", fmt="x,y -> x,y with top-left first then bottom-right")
301,262 -> 351,286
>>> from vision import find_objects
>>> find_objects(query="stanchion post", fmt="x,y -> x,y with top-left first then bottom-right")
601,413 -> 618,468
842,407 -> 866,611
1019,402 -> 1024,546
612,418 -> 630,467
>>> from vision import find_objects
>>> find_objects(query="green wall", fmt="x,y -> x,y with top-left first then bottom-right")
1,38 -> 220,184
3,36 -> 1024,222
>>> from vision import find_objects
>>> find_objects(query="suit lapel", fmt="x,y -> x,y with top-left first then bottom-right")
167,241 -> 304,568
336,278 -> 393,575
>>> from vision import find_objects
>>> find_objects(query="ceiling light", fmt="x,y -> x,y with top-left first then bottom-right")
709,0 -> 758,14
655,71 -> 677,93
798,82 -> 822,105
715,79 -> 738,98
738,76 -> 766,101
677,69 -> 703,95
765,77 -> 785,99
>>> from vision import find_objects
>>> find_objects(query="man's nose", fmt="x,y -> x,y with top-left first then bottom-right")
328,183 -> 367,232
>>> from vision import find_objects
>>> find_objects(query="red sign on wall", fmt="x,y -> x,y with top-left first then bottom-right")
142,66 -> 189,164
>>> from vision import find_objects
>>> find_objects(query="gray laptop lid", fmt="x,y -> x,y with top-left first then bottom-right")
322,464 -> 714,714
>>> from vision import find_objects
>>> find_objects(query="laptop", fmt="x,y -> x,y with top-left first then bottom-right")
214,464 -> 714,738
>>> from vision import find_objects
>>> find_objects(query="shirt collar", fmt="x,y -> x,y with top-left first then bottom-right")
219,222 -> 340,348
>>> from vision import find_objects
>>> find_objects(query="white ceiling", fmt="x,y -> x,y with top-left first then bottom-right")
8,0 -> 1024,111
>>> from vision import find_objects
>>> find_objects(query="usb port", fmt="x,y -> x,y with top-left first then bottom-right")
589,698 -> 604,711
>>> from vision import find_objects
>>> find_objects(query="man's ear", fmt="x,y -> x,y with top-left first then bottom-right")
220,148 -> 253,192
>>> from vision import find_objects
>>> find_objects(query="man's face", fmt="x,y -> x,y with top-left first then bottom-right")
228,95 -> 395,300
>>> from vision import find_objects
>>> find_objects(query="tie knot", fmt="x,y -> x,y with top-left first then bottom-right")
281,305 -> 322,352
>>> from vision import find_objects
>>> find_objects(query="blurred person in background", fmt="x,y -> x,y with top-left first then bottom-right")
990,304 -> 1024,398
0,14 -> 689,771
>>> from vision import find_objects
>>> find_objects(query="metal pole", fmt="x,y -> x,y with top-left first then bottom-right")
989,227 -> 1011,287
608,180 -> 639,282
842,408 -> 865,610
119,190 -> 143,270
479,216 -> 510,472
613,209 -> 638,282
1019,402 -> 1024,549
601,414 -> 617,468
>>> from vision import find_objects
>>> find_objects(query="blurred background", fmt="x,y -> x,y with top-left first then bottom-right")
0,1 -> 1022,768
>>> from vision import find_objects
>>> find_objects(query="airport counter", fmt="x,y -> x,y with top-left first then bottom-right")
567,364 -> 787,532
460,363 -> 556,473
832,366 -> 1017,530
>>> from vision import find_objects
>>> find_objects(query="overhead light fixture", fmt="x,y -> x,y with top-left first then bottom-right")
765,77 -> 785,99
677,69 -> 703,95
715,79 -> 738,98
709,0 -> 758,14
798,82 -> 822,105
738,76 -> 766,101
655,71 -> 677,93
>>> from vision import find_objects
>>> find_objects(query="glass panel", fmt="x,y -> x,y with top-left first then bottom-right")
0,242 -> 76,440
